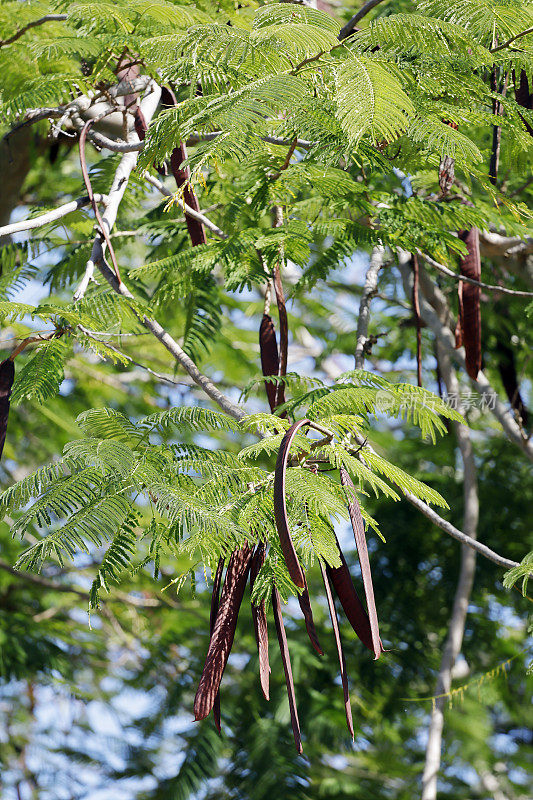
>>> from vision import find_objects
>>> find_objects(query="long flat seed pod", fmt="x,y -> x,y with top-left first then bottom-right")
458,227 -> 482,380
169,145 -> 207,247
412,253 -> 422,387
272,258 -> 287,408
513,70 -> 533,136
259,314 -> 280,413
249,543 -> 270,700
0,359 -> 15,461
194,545 -> 253,721
327,537 -> 374,654
340,467 -> 382,660
273,419 -> 310,589
455,280 -> 464,349
297,576 -> 323,655
319,560 -> 354,739
272,586 -> 303,754
133,107 -> 167,177
210,557 -> 225,732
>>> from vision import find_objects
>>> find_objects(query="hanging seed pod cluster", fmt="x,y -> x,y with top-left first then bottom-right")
194,416 -> 383,752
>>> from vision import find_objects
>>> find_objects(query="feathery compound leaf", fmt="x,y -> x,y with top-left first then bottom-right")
89,512 -> 139,608
140,406 -> 238,434
10,340 -> 67,406
15,494 -> 133,571
335,56 -> 415,146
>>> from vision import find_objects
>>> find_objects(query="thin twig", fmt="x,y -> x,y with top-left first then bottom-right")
78,325 -> 193,387
351,433 -> 518,570
0,558 -> 161,608
339,0 -> 387,40
421,252 -> 533,298
0,195 -> 106,237
143,172 -> 228,239
491,27 -> 533,52
0,14 -> 67,48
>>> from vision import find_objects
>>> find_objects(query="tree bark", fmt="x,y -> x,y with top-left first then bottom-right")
421,343 -> 479,800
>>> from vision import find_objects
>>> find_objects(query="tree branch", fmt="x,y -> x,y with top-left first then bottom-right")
398,252 -> 533,461
0,14 -> 67,48
143,172 -> 228,239
73,82 -> 162,302
339,0 -> 387,40
421,252 -> 533,298
421,345 -> 479,800
0,557 -> 161,608
0,195 -> 107,237
351,432 -> 516,570
355,245 -> 385,368
491,27 -> 533,52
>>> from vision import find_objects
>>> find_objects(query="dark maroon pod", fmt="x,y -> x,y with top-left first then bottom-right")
194,545 -> 252,721
340,467 -> 382,660
259,314 -> 280,413
272,586 -> 303,754
169,144 -> 207,247
210,557 -> 225,732
297,576 -> 323,655
514,71 -> 533,136
458,227 -> 481,380
320,560 -> 354,739
273,419 -> 310,589
0,359 -> 15,462
249,543 -> 270,700
327,536 -> 375,654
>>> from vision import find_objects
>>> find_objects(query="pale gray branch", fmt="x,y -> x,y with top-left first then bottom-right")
355,245 -> 385,368
73,82 -> 162,302
0,194 -> 106,237
422,346 -> 479,800
421,252 -> 533,298
143,172 -> 228,239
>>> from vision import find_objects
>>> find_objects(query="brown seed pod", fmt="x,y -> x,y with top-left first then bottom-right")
249,543 -> 270,700
272,586 -> 303,754
194,545 -> 253,721
297,575 -> 323,656
458,227 -> 482,380
259,314 -> 280,413
412,254 -> 422,387
273,420 -> 310,589
210,557 -> 225,732
319,560 -> 354,739
326,535 -> 375,654
340,467 -> 382,660
513,70 -> 533,136
169,144 -> 207,247
0,359 -> 15,462
455,279 -> 464,349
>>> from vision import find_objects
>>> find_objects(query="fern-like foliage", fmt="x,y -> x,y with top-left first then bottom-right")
3,371 -> 464,605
